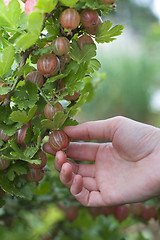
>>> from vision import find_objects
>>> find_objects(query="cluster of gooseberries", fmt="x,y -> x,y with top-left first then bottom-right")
87,203 -> 158,223
0,2 -> 117,186
57,202 -> 158,223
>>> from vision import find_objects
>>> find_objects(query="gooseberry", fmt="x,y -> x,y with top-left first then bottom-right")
44,102 -> 63,121
52,37 -> 70,56
60,8 -> 80,30
28,151 -> 47,169
80,9 -> 99,28
25,71 -> 44,88
77,35 -> 94,50
49,130 -> 69,152
26,168 -> 45,182
0,157 -> 10,170
37,53 -> 60,78
0,81 -> 7,101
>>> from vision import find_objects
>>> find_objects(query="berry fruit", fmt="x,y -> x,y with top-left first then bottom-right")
0,81 -> 7,101
114,206 -> 129,222
0,129 -> 10,142
85,16 -> 102,35
77,35 -> 94,50
52,37 -> 70,56
26,168 -> 45,182
49,130 -> 69,152
60,8 -> 80,30
37,53 -> 60,78
44,102 -> 63,121
25,71 -> 44,88
0,157 -> 10,170
16,124 -> 29,144
28,151 -> 47,169
80,9 -> 99,28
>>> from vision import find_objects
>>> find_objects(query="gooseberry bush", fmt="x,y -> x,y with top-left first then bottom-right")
1,0 -> 157,239
0,0 -> 123,204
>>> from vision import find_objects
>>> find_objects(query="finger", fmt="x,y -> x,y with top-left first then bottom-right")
70,175 -> 105,207
43,142 -> 56,155
59,163 -> 98,191
55,151 -> 95,177
64,117 -> 121,141
66,142 -> 100,162
60,163 -> 74,188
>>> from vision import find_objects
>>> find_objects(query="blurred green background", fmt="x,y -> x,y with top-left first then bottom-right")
78,0 -> 160,128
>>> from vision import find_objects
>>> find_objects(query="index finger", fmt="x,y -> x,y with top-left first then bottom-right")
64,117 -> 120,141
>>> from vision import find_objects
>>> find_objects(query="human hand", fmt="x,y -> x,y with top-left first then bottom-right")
44,116 -> 160,207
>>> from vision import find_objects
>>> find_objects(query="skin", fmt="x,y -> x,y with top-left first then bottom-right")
44,116 -> 160,207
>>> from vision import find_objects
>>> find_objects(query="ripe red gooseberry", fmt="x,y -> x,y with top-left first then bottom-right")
28,151 -> 47,169
44,102 -> 63,121
49,130 -> 69,152
0,157 -> 10,170
16,124 -> 29,144
52,37 -> 70,56
26,168 -> 45,182
0,129 -> 11,142
85,16 -> 102,35
60,8 -> 80,31
0,81 -> 7,101
25,71 -> 44,88
37,53 -> 60,78
114,206 -> 129,222
80,9 -> 99,28
77,35 -> 94,50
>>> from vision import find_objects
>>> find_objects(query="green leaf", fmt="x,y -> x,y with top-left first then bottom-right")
41,112 -> 68,130
70,40 -> 96,64
36,0 -> 58,12
16,12 -> 44,50
28,12 -> 44,36
0,86 -> 11,95
60,0 -> 78,7
87,58 -> 101,74
0,45 -> 15,77
10,105 -> 37,124
68,93 -> 89,117
13,81 -> 39,110
15,33 -> 39,51
95,21 -> 124,43
0,0 -> 21,29
0,122 -> 22,136
6,161 -> 28,181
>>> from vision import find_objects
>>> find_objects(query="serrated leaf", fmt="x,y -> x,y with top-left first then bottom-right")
13,81 -> 39,110
0,45 -> 15,77
95,21 -> 124,43
87,58 -> 101,74
60,0 -> 78,7
0,122 -> 22,136
6,161 -> 28,181
10,105 -> 37,124
68,93 -> 89,117
70,40 -> 96,64
41,111 -> 67,130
